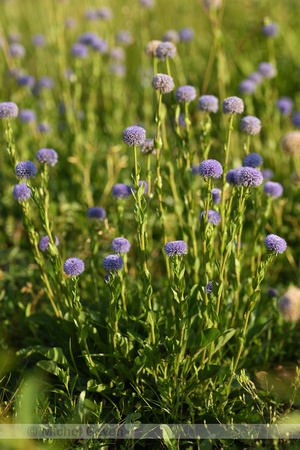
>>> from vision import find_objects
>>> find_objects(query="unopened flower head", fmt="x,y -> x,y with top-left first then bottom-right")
140,138 -> 156,155
13,183 -> 31,201
71,43 -> 88,58
19,109 -> 36,123
263,181 -> 283,198
164,240 -> 187,257
199,210 -> 221,225
281,131 -> 300,156
15,161 -> 38,179
238,167 -> 263,187
276,97 -> 294,116
122,125 -> 146,146
240,116 -> 261,135
155,41 -> 176,60
145,40 -> 161,57
38,235 -> 59,252
211,188 -> 221,204
175,85 -> 196,103
278,287 -> 300,322
223,96 -> 244,114
87,206 -> 106,220
198,159 -> 223,179
162,30 -> 179,43
242,153 -> 263,168
103,254 -> 124,271
111,237 -> 131,254
112,183 -> 131,198
152,74 -> 174,94
36,148 -> 58,166
261,22 -> 278,38
198,95 -> 218,113
64,257 -> 85,277
0,102 -> 18,119
239,79 -> 256,94
179,27 -> 194,43
258,62 -> 276,79
205,281 -> 219,294
264,234 -> 287,254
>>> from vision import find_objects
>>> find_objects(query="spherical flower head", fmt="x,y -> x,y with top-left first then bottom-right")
103,254 -> 124,271
36,148 -> 58,166
175,85 -> 196,103
162,30 -> 179,43
267,288 -> 279,297
226,169 -> 238,185
65,17 -> 78,29
199,210 -> 221,225
109,47 -> 125,61
0,102 -> 18,119
262,22 -> 278,38
152,74 -> 174,94
15,161 -> 38,179
155,41 -> 177,61
262,169 -> 274,180
131,180 -> 149,194
110,63 -> 126,77
242,153 -> 263,168
204,0 -> 222,9
13,183 -> 31,201
122,125 -> 146,146
140,0 -> 154,7
140,138 -> 156,155
91,37 -> 108,53
264,234 -> 287,254
211,188 -> 221,204
198,95 -> 219,113
240,116 -> 261,135
87,206 -> 106,220
292,112 -> 300,127
238,167 -> 263,187
258,62 -> 276,79
111,237 -> 131,254
18,75 -> 35,88
248,71 -> 263,85
78,32 -> 98,45
37,76 -> 54,91
32,34 -> 45,46
191,164 -> 199,175
239,79 -> 256,94
10,43 -> 25,58
116,30 -> 133,45
276,97 -> 294,116
71,43 -> 88,58
278,287 -> 300,322
112,183 -> 131,198
19,109 -> 36,123
38,235 -> 59,252
263,181 -> 283,198
222,96 -> 244,114
164,240 -> 187,257
8,32 -> 21,43
37,122 -> 51,133
145,40 -> 161,57
179,27 -> 194,43
198,159 -> 223,179
97,7 -> 113,20
85,8 -> 97,20
281,131 -> 300,156
64,257 -> 85,277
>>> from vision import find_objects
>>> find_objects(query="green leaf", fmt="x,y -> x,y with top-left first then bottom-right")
210,329 -> 236,356
87,379 -> 107,393
199,328 -> 220,348
36,360 -> 60,376
198,365 -> 221,383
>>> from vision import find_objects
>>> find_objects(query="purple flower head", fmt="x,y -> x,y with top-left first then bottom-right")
248,71 -> 263,85
110,63 -> 126,77
109,47 -> 125,61
97,7 -> 113,20
198,95 -> 219,113
64,257 -> 85,277
199,159 -> 223,179
263,181 -> 283,198
267,288 -> 279,297
104,271 -> 119,283
239,79 -> 256,94
141,138 -> 156,155
262,169 -> 274,180
19,109 -> 36,123
13,183 -> 31,201
264,234 -> 287,254
205,281 -> 219,295
32,34 -> 45,47
238,167 -> 263,187
179,27 -> 194,43
211,188 -> 221,204
155,41 -> 177,61
15,161 -> 38,179
145,40 -> 161,57
223,96 -> 244,114
131,180 -> 149,194
258,62 -> 276,79
122,125 -> 146,146
262,22 -> 278,38
152,74 -> 174,94
240,116 -> 261,135
37,76 -> 54,91
226,169 -> 238,185
65,17 -> 78,29
18,75 -> 35,88
87,207 -> 106,220
276,97 -> 294,116
140,0 -> 154,8
175,85 -> 196,103
85,9 -> 97,20
242,153 -> 263,168
199,210 -> 221,225
162,30 -> 179,43
8,32 -> 21,43
103,254 -> 124,271
38,235 -> 59,252
78,32 -> 98,45
292,112 -> 300,127
37,122 -> 51,133
116,30 -> 133,45
164,240 -> 187,257
91,38 -> 108,53
10,43 -> 25,58
111,237 -> 131,254
204,0 -> 222,9
0,102 -> 18,119
112,184 -> 131,198
36,148 -> 58,166
191,164 -> 199,175
71,43 -> 88,58
281,131 -> 300,155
